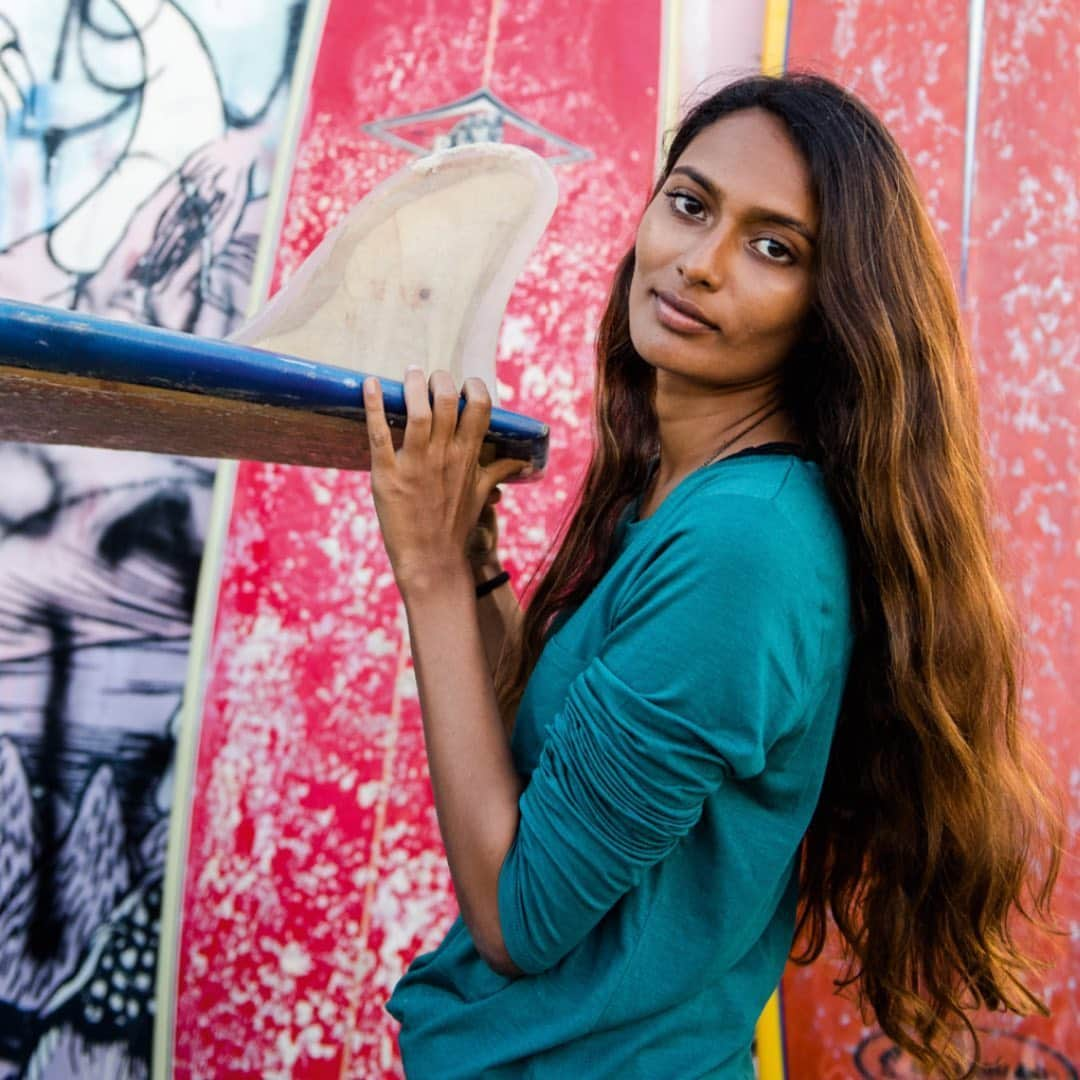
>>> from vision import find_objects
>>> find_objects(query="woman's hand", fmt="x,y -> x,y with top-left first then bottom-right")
364,367 -> 528,593
467,487 -> 505,581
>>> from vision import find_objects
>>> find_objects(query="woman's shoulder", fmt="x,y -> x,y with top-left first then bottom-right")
691,452 -> 827,519
698,448 -> 820,499
681,455 -> 850,581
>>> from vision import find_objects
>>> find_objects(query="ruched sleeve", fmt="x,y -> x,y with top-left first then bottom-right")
497,496 -> 821,975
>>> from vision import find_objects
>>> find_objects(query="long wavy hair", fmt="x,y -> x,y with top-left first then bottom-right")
495,72 -> 1062,1075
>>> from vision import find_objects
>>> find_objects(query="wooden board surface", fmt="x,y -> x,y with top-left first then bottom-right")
0,296 -> 549,472
0,364 -> 378,469
0,363 -> 546,474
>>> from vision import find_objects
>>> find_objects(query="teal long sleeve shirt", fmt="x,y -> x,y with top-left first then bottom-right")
386,447 -> 854,1078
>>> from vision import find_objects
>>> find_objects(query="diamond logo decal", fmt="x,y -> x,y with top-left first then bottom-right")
363,87 -> 592,165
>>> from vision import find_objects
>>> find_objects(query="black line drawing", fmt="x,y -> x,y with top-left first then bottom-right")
0,2 -> 308,1074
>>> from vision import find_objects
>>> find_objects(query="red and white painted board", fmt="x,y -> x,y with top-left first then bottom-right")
779,1 -> 1078,1076
172,2 -> 662,1075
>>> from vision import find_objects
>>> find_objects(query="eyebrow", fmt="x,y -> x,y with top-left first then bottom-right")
669,165 -> 817,244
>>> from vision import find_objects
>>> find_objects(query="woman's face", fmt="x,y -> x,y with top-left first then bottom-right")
628,107 -> 818,391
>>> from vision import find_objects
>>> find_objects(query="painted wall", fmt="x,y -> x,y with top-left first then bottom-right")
0,2 -> 307,1075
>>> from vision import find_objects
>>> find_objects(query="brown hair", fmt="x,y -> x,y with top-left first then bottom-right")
496,73 -> 1062,1075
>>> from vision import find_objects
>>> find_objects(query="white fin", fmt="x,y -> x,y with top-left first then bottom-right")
234,144 -> 559,405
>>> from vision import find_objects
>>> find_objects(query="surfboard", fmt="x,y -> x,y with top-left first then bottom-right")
0,3 -> 322,1078
0,298 -> 550,474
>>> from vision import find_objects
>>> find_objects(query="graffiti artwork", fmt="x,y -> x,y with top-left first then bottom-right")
0,447 -> 212,1077
0,1 -> 308,1075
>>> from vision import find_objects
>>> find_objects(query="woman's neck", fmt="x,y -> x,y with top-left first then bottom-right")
649,378 -> 800,495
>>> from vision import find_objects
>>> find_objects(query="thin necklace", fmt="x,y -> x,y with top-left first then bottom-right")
641,400 -> 785,518
699,400 -> 783,470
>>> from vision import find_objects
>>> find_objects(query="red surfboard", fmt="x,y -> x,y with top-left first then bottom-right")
779,1 -> 1079,1075
168,2 -> 662,1075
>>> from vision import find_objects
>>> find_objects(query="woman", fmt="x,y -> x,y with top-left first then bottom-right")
366,73 -> 1061,1078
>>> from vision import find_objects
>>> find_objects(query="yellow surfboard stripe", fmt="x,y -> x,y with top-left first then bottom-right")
756,1 -> 793,1071
657,0 -> 684,163
756,8 -> 793,1070
762,0 -> 792,76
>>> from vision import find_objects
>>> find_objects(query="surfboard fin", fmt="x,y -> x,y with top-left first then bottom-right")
232,143 -> 559,404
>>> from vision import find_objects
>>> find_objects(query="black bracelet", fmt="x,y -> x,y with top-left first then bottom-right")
475,569 -> 511,598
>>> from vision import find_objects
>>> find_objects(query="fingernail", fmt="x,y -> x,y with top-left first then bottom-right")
405,364 -> 424,374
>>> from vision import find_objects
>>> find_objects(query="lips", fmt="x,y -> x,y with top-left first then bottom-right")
652,289 -> 720,333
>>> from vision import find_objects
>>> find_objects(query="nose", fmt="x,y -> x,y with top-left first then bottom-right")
677,222 -> 735,289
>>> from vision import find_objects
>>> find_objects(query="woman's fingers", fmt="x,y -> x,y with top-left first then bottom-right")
428,369 -> 461,446
391,369 -> 529,493
457,381 -> 532,492
363,377 -> 397,471
456,377 -> 492,456
401,365 -> 432,453
478,457 -> 531,502
457,378 -> 530,491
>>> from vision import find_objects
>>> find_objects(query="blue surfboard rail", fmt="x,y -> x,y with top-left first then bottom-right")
0,298 -> 550,471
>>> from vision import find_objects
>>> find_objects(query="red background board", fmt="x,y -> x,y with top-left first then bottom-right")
781,1 -> 1078,1076
785,0 -> 970,273
174,1 -> 661,1075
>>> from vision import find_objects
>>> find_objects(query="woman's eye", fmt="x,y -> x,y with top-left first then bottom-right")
664,191 -> 706,219
750,237 -> 795,263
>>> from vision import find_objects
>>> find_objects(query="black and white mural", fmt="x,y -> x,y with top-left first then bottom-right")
0,1 -> 308,1073
0,447 -> 210,1078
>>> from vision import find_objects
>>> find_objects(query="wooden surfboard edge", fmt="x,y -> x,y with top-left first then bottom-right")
151,0 -> 334,1075
0,362 -> 373,468
0,363 -> 549,474
0,297 -> 546,423
151,459 -> 238,1080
